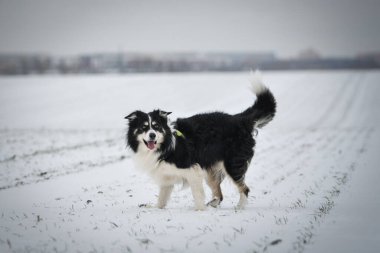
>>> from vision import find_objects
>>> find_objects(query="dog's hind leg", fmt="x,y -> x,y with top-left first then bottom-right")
225,159 -> 251,209
206,175 -> 223,207
206,163 -> 225,208
234,178 -> 250,209
156,185 -> 174,209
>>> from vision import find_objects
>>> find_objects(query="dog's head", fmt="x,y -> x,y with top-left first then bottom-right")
125,110 -> 173,153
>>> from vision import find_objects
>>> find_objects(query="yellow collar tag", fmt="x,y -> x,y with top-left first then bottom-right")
174,129 -> 185,139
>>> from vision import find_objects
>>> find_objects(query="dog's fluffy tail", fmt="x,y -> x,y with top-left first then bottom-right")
238,70 -> 277,128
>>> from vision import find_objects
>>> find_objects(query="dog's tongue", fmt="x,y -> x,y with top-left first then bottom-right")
147,141 -> 155,150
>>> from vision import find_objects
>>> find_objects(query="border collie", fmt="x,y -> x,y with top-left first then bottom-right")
125,72 -> 276,210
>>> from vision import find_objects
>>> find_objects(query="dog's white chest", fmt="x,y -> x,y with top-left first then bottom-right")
132,149 -> 184,185
131,146 -> 206,186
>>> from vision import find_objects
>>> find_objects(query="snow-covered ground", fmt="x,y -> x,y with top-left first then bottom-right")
0,71 -> 379,253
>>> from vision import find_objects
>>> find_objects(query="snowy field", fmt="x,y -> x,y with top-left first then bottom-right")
0,71 -> 379,253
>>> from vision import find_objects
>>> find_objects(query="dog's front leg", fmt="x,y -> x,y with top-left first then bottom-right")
187,176 -> 206,211
156,185 -> 174,209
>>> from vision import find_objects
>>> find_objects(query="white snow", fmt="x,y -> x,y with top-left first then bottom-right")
0,71 -> 379,252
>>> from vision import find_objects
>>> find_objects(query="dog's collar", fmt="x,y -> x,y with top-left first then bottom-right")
173,129 -> 186,139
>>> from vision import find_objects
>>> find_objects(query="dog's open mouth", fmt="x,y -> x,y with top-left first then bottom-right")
143,140 -> 157,150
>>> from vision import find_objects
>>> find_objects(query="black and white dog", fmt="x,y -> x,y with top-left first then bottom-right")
125,72 -> 276,210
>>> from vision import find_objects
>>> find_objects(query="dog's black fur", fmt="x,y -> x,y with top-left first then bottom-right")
125,76 -> 276,208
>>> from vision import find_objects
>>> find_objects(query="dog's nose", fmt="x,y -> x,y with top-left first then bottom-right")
149,132 -> 156,139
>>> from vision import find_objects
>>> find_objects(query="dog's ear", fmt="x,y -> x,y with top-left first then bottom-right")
159,110 -> 172,118
124,111 -> 137,121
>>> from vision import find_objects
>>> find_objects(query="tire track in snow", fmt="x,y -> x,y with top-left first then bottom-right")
309,74 -> 355,128
0,130 -> 128,191
244,127 -> 372,253
284,127 -> 366,209
0,138 -> 118,164
332,74 -> 365,127
290,127 -> 374,253
253,128 -> 350,198
0,153 -> 128,191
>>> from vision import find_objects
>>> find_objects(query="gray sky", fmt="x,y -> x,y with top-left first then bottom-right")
0,0 -> 379,57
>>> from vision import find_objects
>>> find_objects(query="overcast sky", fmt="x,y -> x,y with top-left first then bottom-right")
0,0 -> 379,57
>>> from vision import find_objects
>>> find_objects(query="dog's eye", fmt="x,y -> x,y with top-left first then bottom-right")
152,123 -> 160,130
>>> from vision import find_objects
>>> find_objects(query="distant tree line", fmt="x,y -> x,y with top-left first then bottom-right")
0,52 -> 379,75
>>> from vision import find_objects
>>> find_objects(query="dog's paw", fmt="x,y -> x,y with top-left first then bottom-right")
156,203 -> 166,209
206,198 -> 221,208
235,201 -> 247,210
194,204 -> 207,211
